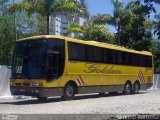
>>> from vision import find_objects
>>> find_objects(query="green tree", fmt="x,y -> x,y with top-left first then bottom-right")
151,41 -> 160,71
153,14 -> 160,39
0,15 -> 14,64
155,0 -> 160,3
144,0 -> 160,40
110,0 -> 123,45
0,1 -> 47,64
15,13 -> 47,38
92,0 -> 155,51
92,0 -> 132,45
0,0 -> 8,5
144,0 -> 160,4
8,0 -> 88,34
64,21 -> 116,44
120,1 -> 153,51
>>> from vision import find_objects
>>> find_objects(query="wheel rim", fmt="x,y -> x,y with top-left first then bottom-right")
125,84 -> 131,94
66,85 -> 74,97
134,83 -> 139,93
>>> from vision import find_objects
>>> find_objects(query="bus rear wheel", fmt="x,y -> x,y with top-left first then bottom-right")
124,82 -> 132,95
62,83 -> 75,100
133,82 -> 140,94
99,92 -> 105,96
109,91 -> 118,95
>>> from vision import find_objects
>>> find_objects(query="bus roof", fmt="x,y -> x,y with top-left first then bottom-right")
17,35 -> 152,56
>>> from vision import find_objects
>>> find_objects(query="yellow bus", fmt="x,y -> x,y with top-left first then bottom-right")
10,35 -> 153,100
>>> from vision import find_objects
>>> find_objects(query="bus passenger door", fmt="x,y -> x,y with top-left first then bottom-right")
47,50 -> 59,80
46,39 -> 65,81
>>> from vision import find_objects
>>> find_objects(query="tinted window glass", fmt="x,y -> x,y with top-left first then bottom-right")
122,52 -> 129,65
12,40 -> 47,79
131,54 -> 139,66
68,42 -> 86,61
118,51 -> 122,64
104,49 -> 114,64
94,47 -> 102,62
68,42 -> 152,67
48,39 -> 65,77
140,55 -> 145,67
86,46 -> 102,62
86,46 -> 94,61
145,56 -> 152,67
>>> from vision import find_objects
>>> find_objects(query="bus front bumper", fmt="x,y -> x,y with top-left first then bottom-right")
10,86 -> 63,97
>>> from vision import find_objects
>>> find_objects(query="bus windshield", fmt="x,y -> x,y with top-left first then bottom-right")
12,40 -> 47,79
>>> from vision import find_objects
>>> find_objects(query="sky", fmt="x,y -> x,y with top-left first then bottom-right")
87,0 -> 160,33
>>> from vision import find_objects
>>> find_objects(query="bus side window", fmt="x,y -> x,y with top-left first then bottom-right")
145,56 -> 152,67
118,51 -> 122,64
68,42 -> 86,61
105,49 -> 113,64
122,52 -> 129,65
140,55 -> 145,67
94,47 -> 102,62
103,49 -> 109,63
86,46 -> 94,62
131,54 -> 139,66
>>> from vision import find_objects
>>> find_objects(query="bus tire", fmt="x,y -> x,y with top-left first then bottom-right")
37,97 -> 48,101
124,82 -> 132,95
109,91 -> 118,95
62,83 -> 75,100
99,92 -> 105,96
133,82 -> 140,94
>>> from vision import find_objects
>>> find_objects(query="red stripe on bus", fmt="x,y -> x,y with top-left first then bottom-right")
140,70 -> 145,83
79,76 -> 85,85
138,70 -> 145,83
77,79 -> 81,85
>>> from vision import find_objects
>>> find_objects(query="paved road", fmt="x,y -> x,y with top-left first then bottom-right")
0,90 -> 160,115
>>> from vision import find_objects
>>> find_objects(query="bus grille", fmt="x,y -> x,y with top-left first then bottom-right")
15,83 -> 30,86
15,83 -> 21,86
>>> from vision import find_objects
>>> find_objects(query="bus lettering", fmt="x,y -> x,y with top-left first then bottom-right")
84,63 -> 121,74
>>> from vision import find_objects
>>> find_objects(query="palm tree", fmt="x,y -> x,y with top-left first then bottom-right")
8,0 -> 88,34
64,21 -> 116,43
153,14 -> 160,40
154,0 -> 160,4
92,0 -> 132,45
111,0 -> 123,45
0,0 -> 8,5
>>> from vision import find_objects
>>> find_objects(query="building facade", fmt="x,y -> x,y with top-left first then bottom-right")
49,0 -> 86,38
3,0 -> 86,37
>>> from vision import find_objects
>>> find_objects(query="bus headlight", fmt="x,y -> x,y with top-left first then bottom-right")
10,82 -> 14,86
30,83 -> 42,87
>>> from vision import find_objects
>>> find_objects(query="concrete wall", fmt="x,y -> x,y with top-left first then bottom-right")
0,65 -> 11,96
151,74 -> 160,89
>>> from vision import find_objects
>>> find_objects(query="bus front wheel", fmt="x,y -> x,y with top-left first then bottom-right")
62,83 -> 75,100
